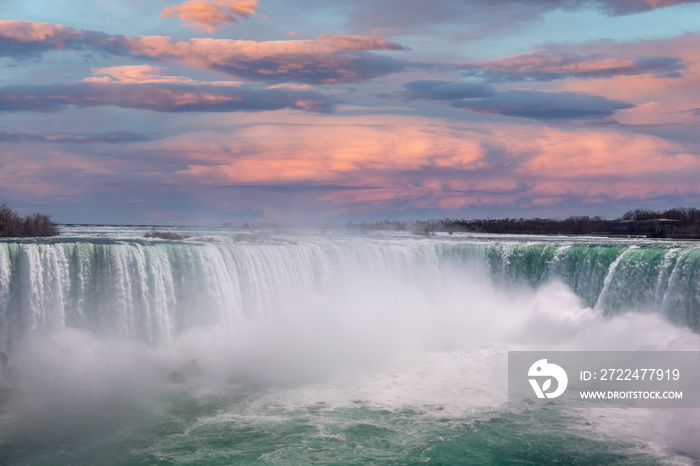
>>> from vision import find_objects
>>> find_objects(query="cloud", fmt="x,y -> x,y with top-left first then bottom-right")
317,34 -> 406,51
400,80 -> 496,100
137,115 -> 700,214
399,80 -> 634,121
591,0 -> 699,15
0,131 -> 149,144
161,116 -> 487,191
518,128 -> 697,180
0,20 -> 129,58
125,34 -> 406,84
0,146 -> 135,200
0,21 -> 406,84
3,114 -> 698,219
537,34 -> 700,125
84,65 -> 242,85
339,0 -> 700,31
161,0 -> 259,32
0,81 -> 338,113
452,90 -> 634,120
462,51 -> 686,82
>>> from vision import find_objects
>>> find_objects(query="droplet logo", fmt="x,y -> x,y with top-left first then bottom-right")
528,359 -> 568,399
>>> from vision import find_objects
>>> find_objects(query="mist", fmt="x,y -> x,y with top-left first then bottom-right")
1,231 -> 699,463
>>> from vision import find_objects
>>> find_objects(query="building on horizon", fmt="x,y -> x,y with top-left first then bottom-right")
609,218 -> 678,238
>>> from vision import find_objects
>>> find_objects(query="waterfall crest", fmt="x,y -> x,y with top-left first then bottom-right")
1,237 -> 698,349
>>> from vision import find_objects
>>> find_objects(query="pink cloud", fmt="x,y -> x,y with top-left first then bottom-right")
121,34 -> 405,83
514,127 -> 699,177
0,20 -> 124,57
0,20 -> 78,43
545,34 -> 700,124
4,113 -> 699,215
168,115 -> 486,185
135,114 -> 700,210
161,0 -> 259,32
0,147 -> 125,198
452,33 -> 700,126
0,21 -> 406,84
318,34 -> 405,51
84,65 -> 242,86
462,51 -> 685,81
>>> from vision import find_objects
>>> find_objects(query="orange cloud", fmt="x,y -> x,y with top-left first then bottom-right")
161,0 -> 258,32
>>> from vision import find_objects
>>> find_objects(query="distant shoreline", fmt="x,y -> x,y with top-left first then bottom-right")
24,206 -> 699,241
56,222 -> 699,240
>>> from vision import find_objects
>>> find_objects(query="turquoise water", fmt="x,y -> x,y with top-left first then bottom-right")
0,228 -> 699,464
0,385 -> 680,465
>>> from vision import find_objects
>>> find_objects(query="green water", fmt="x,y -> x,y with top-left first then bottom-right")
2,230 -> 700,464
0,386 -> 675,465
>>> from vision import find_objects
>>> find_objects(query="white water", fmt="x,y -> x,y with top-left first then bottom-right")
1,227 -> 700,463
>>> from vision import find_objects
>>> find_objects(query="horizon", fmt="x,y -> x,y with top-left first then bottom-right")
52,210 -> 686,229
2,1 -> 700,224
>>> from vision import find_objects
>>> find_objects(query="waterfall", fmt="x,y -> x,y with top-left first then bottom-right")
1,236 -> 699,350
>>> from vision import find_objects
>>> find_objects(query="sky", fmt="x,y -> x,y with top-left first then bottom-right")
1,0 -> 700,225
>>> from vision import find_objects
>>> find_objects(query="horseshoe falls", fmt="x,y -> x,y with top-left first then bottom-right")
1,227 -> 699,465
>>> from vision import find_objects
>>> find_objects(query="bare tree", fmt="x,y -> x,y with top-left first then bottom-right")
0,204 -> 58,237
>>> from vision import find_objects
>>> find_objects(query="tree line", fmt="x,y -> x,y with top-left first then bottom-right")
337,207 -> 700,238
413,216 -> 611,236
0,204 -> 58,237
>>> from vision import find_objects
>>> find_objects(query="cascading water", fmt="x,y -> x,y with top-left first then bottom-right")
1,227 -> 699,465
1,235 -> 699,351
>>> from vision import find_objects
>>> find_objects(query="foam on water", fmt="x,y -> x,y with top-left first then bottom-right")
1,228 -> 699,464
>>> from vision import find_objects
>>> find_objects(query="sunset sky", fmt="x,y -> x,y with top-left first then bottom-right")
2,0 -> 700,225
